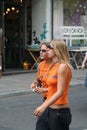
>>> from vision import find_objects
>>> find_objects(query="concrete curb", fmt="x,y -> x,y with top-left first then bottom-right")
0,90 -> 33,98
0,82 -> 84,98
70,82 -> 84,87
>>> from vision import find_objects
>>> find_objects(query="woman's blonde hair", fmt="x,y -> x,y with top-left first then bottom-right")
51,39 -> 71,68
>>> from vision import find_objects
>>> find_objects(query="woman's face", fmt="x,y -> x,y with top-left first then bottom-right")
47,44 -> 56,59
40,45 -> 48,60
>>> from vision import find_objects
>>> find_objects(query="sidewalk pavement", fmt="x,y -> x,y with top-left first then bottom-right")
0,69 -> 86,98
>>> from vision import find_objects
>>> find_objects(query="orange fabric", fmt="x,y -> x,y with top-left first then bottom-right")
45,63 -> 72,105
36,60 -> 50,97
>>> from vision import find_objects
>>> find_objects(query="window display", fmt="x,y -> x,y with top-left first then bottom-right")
64,0 -> 87,27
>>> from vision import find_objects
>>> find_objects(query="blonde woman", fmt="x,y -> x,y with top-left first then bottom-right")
34,39 -> 72,130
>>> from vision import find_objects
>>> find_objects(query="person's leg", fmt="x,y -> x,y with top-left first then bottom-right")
85,70 -> 87,88
35,108 -> 49,130
48,108 -> 72,130
48,108 -> 62,130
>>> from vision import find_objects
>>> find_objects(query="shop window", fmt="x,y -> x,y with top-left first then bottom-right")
63,0 -> 87,28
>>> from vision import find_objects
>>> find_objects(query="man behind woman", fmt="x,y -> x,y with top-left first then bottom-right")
33,39 -> 72,130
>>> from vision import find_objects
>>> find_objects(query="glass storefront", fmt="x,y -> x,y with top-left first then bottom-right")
2,0 -> 87,72
0,0 -> 32,71
63,0 -> 87,28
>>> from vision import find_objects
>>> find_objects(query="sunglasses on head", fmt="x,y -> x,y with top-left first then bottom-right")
40,49 -> 47,52
48,44 -> 54,49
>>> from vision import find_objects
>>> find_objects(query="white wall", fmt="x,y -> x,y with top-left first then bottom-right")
53,0 -> 63,39
32,0 -> 52,44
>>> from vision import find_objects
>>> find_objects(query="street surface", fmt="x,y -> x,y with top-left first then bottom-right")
0,85 -> 87,130
69,85 -> 87,130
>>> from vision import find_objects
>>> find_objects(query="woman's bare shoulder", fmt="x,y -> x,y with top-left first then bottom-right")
58,63 -> 69,73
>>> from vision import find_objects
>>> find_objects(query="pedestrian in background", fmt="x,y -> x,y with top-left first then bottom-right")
81,52 -> 87,87
34,39 -> 72,130
31,42 -> 51,130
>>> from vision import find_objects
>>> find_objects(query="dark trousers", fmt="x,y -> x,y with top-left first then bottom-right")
35,108 -> 49,130
35,107 -> 72,130
48,107 -> 72,130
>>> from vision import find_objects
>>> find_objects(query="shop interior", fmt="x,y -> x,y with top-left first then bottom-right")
2,0 -> 32,69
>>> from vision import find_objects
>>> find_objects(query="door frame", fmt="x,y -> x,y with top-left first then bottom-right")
0,0 -> 6,72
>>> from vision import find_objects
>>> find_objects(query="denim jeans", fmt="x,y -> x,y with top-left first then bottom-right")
85,71 -> 87,88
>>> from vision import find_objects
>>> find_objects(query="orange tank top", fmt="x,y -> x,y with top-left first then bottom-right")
45,63 -> 72,105
36,60 -> 50,97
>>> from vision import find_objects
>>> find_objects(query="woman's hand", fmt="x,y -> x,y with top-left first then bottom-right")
30,81 -> 38,89
34,104 -> 46,117
34,87 -> 44,93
